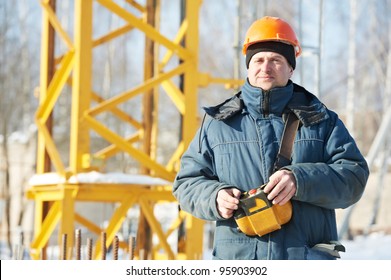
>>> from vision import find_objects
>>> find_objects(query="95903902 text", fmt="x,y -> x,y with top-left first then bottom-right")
125,265 -> 267,277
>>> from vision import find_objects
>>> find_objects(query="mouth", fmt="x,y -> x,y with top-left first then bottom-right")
259,76 -> 274,80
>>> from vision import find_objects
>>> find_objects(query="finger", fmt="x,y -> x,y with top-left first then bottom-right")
220,189 -> 240,205
231,188 -> 242,199
265,170 -> 295,200
267,178 -> 292,202
276,187 -> 295,205
270,186 -> 288,204
263,179 -> 277,194
217,207 -> 234,219
266,176 -> 287,201
267,184 -> 284,202
263,171 -> 283,193
216,188 -> 241,219
272,180 -> 296,204
217,190 -> 239,210
219,198 -> 239,210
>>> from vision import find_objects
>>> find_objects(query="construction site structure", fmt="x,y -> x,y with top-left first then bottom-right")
26,0 -> 243,260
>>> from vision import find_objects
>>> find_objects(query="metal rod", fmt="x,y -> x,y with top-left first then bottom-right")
87,238 -> 93,260
61,233 -> 67,260
128,236 -> 136,260
101,232 -> 106,260
113,235 -> 119,260
75,229 -> 81,260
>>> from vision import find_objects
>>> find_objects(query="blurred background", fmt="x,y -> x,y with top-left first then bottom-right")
0,0 -> 390,260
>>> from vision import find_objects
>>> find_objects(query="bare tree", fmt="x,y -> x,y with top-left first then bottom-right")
0,0 -> 38,256
0,0 -> 18,255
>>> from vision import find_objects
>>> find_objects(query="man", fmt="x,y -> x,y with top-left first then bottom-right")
173,16 -> 369,259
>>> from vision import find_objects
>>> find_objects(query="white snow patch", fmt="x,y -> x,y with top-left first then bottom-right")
28,171 -> 172,186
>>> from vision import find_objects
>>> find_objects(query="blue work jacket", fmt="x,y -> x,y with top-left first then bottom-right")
173,79 -> 369,259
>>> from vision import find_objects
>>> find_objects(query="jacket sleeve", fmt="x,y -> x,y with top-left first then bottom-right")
173,127 -> 234,221
287,113 -> 370,209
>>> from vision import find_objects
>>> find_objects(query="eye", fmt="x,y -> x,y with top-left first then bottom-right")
255,58 -> 264,64
272,57 -> 283,64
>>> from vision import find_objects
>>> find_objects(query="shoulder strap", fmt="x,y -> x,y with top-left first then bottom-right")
272,112 -> 300,173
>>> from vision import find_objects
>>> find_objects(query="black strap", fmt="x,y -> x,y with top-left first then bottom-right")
272,112 -> 300,173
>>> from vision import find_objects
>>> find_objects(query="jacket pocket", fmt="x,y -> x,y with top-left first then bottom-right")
305,244 -> 339,260
212,241 -> 256,260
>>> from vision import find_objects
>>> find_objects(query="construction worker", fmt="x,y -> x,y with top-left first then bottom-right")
173,16 -> 369,259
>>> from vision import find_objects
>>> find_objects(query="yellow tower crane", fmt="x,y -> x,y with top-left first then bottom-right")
26,0 -> 243,260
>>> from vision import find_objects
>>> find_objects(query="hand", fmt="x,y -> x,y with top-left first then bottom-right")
263,169 -> 296,205
216,188 -> 241,219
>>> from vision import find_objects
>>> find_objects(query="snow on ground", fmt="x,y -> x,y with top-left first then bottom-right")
340,233 -> 391,260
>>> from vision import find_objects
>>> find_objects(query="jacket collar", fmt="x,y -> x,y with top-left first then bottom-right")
287,83 -> 329,126
241,79 -> 293,118
203,80 -> 328,127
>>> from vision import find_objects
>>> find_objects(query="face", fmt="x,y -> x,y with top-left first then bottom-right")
247,51 -> 293,90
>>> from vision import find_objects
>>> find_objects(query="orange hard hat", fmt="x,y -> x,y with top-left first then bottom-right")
242,16 -> 302,57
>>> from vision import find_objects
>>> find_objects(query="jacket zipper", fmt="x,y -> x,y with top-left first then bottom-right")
263,90 -> 270,117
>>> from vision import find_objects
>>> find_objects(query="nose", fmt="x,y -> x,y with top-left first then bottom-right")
260,60 -> 272,73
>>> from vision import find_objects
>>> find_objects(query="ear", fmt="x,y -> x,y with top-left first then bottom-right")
289,67 -> 294,77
